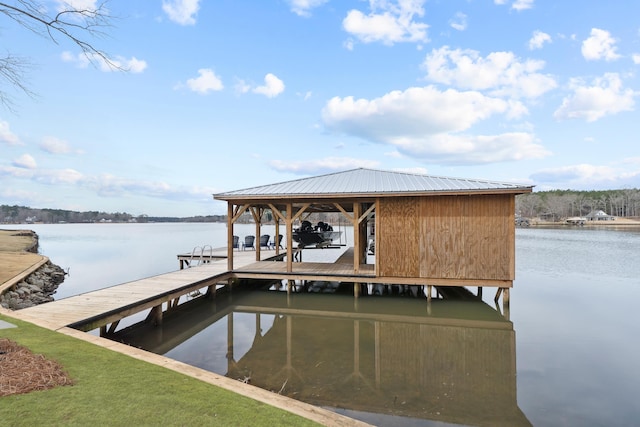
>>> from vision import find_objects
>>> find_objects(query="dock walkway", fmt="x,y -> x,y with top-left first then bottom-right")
15,247 -> 366,332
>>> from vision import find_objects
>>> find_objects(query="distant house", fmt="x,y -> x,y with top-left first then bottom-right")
585,210 -> 615,221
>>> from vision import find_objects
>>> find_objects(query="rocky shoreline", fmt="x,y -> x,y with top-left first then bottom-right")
0,230 -> 67,310
0,261 -> 66,310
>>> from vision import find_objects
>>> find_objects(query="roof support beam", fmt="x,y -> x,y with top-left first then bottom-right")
231,204 -> 251,223
286,203 -> 293,272
251,207 -> 262,261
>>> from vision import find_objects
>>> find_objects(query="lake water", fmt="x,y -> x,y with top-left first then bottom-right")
4,223 -> 640,426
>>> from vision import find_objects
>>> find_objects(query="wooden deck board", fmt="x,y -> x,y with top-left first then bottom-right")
18,262 -> 235,330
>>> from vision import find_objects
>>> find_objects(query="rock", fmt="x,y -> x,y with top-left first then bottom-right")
1,261 -> 66,310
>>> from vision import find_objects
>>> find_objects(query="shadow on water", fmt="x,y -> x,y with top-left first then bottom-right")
111,285 -> 531,427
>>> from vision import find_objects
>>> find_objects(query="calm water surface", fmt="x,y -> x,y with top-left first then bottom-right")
4,223 -> 640,426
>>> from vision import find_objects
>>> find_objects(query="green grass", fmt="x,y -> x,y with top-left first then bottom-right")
0,315 -> 320,426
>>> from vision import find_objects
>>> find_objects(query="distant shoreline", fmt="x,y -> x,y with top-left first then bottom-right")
527,218 -> 640,227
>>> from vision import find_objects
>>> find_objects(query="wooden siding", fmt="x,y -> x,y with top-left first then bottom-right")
378,197 -> 420,277
378,195 -> 515,281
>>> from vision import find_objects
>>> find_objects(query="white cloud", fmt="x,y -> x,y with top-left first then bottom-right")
0,120 -> 21,145
632,54 -> 640,64
61,51 -> 148,73
124,57 -> 148,73
343,0 -> 429,46
0,165 -> 33,179
321,86 -> 549,165
0,163 -> 82,185
40,136 -> 75,154
392,132 -> 550,164
0,159 -> 217,204
162,0 -> 200,26
530,163 -> 640,189
512,0 -> 534,11
422,46 -> 557,99
269,157 -> 379,174
529,30 -> 551,50
287,0 -> 329,17
495,0 -> 534,11
323,86 -> 522,136
35,169 -> 84,185
298,91 -> 312,101
343,39 -> 355,51
12,154 -> 37,169
253,73 -> 285,98
186,69 -> 224,94
449,12 -> 467,31
394,166 -> 429,174
553,73 -> 636,122
88,174 -> 216,201
55,0 -> 98,12
61,51 -> 90,68
582,28 -> 621,61
0,188 -> 43,206
234,78 -> 251,95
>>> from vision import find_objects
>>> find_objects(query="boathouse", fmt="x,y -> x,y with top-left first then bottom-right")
214,168 -> 533,303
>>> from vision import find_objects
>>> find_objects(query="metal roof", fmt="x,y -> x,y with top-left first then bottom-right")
214,168 -> 533,200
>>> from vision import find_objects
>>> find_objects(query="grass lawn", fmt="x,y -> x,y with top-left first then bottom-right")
0,314 -> 320,426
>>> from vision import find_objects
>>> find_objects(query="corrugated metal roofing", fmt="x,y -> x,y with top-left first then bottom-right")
214,168 -> 533,199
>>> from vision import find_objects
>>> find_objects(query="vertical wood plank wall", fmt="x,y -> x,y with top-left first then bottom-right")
378,195 -> 515,281
378,197 -> 420,277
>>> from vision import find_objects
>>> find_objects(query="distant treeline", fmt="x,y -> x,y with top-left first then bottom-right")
516,188 -> 640,220
0,205 -> 226,224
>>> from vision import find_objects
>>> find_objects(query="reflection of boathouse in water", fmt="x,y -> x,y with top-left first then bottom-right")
114,292 -> 531,426
214,168 -> 533,305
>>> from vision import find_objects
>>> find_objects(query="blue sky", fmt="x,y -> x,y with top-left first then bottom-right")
1,0 -> 639,217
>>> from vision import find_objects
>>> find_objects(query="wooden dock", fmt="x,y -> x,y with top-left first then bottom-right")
16,261 -> 230,332
15,244 -> 508,335
15,247 -> 366,333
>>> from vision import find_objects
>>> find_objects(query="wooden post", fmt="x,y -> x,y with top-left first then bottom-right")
354,282 -> 360,298
503,288 -> 510,314
426,285 -> 432,303
286,203 -> 293,273
255,209 -> 261,261
227,203 -> 234,271
477,286 -> 483,299
206,284 -> 216,298
148,305 -> 163,326
353,202 -> 361,273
